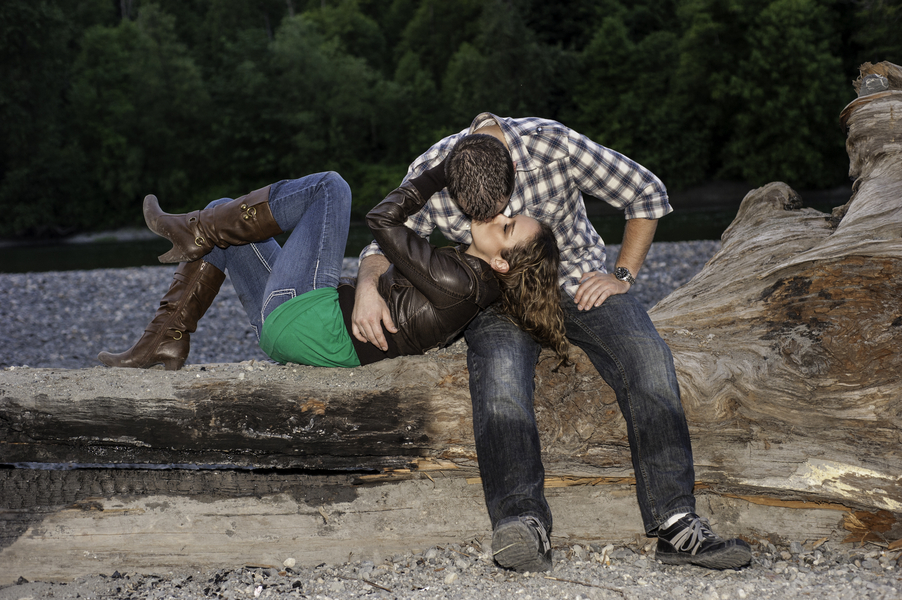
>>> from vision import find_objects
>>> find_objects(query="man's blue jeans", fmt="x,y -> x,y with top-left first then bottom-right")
204,172 -> 351,339
465,291 -> 696,535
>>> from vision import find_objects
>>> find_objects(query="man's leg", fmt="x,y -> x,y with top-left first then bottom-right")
562,292 -> 695,531
465,307 -> 552,571
563,292 -> 751,569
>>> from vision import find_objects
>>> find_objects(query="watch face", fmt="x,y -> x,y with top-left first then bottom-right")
615,267 -> 634,283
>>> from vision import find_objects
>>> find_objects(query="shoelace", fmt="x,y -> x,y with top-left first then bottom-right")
667,517 -> 717,556
523,516 -> 551,553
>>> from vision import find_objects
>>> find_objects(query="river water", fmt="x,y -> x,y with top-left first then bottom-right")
1,181 -> 851,274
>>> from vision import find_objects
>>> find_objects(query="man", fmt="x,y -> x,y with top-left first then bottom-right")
353,113 -> 752,572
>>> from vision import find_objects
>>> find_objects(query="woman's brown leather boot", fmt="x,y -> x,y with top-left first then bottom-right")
97,260 -> 226,370
144,186 -> 283,263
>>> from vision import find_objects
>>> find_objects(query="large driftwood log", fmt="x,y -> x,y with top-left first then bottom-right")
1,63 -> 900,525
647,61 -> 902,516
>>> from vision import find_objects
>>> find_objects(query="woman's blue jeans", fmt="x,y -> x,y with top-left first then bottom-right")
465,292 -> 696,535
204,172 -> 351,339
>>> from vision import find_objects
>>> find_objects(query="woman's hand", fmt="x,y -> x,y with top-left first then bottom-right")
574,271 -> 630,311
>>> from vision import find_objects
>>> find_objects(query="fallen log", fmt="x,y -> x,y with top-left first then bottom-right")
1,63 -> 901,581
648,60 -> 902,516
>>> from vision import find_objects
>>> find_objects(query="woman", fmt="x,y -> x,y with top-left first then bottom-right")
98,164 -> 567,370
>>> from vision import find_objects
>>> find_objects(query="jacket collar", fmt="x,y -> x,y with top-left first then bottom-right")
456,245 -> 501,308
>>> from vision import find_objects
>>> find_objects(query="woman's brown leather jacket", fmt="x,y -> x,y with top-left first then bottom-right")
358,164 -> 500,357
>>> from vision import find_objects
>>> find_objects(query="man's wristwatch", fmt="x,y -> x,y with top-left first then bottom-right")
614,266 -> 636,286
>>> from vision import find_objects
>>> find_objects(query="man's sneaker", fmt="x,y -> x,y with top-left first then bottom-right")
656,513 -> 752,569
491,516 -> 552,572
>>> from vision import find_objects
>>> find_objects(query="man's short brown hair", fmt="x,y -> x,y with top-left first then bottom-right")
445,134 -> 515,222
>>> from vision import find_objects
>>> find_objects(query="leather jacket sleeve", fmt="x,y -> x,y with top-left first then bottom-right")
365,163 -> 487,309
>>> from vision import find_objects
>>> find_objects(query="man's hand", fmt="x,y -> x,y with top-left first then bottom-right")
574,271 -> 630,310
351,255 -> 397,350
574,217 -> 657,310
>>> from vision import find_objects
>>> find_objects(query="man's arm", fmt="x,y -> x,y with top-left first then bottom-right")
351,254 -> 396,351
573,217 -> 657,311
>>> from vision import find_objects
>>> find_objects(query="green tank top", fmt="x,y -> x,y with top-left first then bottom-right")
259,287 -> 360,368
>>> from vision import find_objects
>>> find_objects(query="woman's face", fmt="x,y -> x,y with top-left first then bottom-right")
468,213 -> 541,270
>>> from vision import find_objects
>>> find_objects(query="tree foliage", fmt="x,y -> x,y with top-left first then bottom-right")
0,0 -> 898,237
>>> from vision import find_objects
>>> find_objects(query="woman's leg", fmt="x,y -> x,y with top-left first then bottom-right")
145,186 -> 282,263
205,171 -> 353,335
204,240 -> 279,341
100,171 -> 352,368
97,260 -> 226,370
260,172 -> 352,320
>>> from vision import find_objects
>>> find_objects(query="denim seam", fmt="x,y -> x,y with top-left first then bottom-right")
566,310 -> 659,525
260,288 -> 297,325
250,242 -> 274,274
310,178 -> 330,289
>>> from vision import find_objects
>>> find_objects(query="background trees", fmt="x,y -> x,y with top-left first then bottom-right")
0,0 -> 898,237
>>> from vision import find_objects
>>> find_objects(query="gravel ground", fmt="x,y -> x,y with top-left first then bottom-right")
3,538 -> 900,599
2,239 -> 900,599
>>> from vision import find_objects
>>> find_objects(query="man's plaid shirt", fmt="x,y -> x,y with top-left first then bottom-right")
360,112 -> 673,297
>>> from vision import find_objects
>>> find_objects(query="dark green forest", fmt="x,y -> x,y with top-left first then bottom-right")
1,0 -> 899,239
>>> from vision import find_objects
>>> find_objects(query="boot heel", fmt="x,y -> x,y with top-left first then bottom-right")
97,261 -> 225,371
162,357 -> 186,371
158,247 -> 191,264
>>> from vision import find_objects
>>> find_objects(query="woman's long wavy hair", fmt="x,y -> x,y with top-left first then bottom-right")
495,222 -> 570,367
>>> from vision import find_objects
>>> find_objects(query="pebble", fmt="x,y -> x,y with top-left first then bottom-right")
5,541 -> 898,600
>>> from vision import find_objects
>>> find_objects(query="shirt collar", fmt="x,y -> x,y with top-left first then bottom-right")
468,112 -> 538,175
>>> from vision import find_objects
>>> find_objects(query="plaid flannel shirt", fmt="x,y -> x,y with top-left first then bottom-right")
360,112 -> 673,297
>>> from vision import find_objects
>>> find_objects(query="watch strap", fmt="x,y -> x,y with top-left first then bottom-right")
615,266 -> 636,285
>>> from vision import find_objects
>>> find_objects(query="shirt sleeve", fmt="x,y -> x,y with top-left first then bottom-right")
567,129 -> 673,221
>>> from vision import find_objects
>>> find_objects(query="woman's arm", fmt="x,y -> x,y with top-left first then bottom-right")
365,162 -> 480,307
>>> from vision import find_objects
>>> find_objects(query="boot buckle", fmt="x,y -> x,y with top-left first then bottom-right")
241,205 -> 257,220
194,236 -> 205,247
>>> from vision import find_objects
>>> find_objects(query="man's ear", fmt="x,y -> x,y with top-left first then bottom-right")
490,257 -> 510,273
